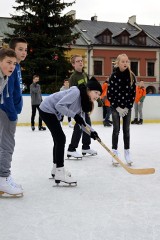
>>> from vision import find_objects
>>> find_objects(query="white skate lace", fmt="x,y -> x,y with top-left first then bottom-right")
65,170 -> 71,177
6,176 -> 22,189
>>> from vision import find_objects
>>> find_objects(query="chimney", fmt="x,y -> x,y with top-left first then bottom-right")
128,15 -> 136,25
65,10 -> 76,20
91,15 -> 97,21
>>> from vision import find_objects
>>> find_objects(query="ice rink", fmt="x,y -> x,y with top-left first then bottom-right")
1,123 -> 160,240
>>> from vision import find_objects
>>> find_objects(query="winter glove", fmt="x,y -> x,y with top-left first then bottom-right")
74,114 -> 86,126
97,98 -> 104,107
123,107 -> 128,117
90,131 -> 100,140
116,107 -> 128,117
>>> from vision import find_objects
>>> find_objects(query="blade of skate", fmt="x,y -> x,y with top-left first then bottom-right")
0,191 -> 23,198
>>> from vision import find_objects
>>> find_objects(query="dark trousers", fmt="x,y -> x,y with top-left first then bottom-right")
39,109 -> 65,167
31,105 -> 42,127
111,108 -> 131,150
104,106 -> 112,122
68,113 -> 91,151
61,116 -> 71,123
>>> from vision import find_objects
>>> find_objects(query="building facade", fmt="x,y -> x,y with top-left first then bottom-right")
1,14 -> 160,93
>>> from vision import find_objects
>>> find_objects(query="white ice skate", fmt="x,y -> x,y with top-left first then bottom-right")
67,151 -> 82,159
68,122 -> 74,128
50,163 -> 71,179
82,149 -> 97,156
51,163 -> 57,178
0,176 -> 23,197
55,167 -> 77,186
112,149 -> 119,166
124,149 -> 133,166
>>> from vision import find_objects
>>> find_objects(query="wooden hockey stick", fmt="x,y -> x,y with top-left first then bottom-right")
96,138 -> 155,175
85,127 -> 155,175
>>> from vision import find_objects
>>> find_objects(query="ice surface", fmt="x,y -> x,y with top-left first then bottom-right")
0,124 -> 160,240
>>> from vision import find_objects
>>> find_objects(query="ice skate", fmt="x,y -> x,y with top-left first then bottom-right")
68,121 -> 74,128
0,176 -> 23,197
124,149 -> 133,166
82,149 -> 97,156
112,149 -> 119,166
67,151 -> 82,160
50,163 -> 57,178
50,163 -> 71,179
54,167 -> 77,186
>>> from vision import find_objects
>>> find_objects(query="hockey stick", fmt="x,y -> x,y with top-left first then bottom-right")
85,127 -> 155,175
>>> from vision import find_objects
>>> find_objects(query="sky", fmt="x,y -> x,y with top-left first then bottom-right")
0,0 -> 160,26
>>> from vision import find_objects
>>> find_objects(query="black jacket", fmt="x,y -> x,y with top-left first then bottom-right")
107,68 -> 136,109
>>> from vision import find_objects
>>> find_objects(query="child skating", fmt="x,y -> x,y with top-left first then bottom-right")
107,53 -> 136,166
39,77 -> 102,186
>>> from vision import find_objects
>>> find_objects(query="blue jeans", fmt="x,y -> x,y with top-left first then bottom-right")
111,108 -> 131,150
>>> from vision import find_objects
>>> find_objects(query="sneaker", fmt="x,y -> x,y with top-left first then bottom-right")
67,151 -> 83,158
82,149 -> 97,155
103,121 -> 112,127
31,126 -> 35,131
55,167 -> 77,184
0,176 -> 23,196
124,149 -> 133,165
137,119 -> 143,125
112,149 -> 119,166
131,118 -> 138,124
39,126 -> 46,131
51,164 -> 71,178
108,120 -> 113,124
68,122 -> 74,128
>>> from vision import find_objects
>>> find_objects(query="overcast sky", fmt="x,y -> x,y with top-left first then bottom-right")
0,0 -> 160,26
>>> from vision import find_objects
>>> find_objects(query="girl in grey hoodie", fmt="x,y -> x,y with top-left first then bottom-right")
39,78 -> 102,186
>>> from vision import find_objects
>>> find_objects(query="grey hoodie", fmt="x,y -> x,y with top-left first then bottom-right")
39,86 -> 94,134
30,82 -> 42,105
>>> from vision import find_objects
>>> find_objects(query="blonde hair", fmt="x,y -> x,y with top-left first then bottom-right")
114,53 -> 135,85
70,54 -> 82,64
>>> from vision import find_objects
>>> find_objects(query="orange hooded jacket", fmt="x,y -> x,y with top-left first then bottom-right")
100,82 -> 110,107
135,86 -> 146,103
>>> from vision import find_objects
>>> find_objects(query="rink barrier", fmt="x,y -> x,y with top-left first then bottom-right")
16,94 -> 160,125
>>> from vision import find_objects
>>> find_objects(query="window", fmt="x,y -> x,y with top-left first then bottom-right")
131,61 -> 138,76
121,35 -> 128,45
138,36 -> 146,45
94,60 -> 103,75
102,35 -> 111,44
147,62 -> 155,76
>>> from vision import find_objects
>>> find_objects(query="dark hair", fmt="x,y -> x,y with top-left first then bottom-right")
0,48 -> 17,60
78,84 -> 93,113
64,79 -> 69,82
33,75 -> 39,79
9,37 -> 27,50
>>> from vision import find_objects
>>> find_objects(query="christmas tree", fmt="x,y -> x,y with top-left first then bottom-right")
6,0 -> 80,93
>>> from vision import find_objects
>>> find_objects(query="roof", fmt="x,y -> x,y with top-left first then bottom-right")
74,19 -> 160,47
0,16 -> 160,48
139,24 -> 160,39
0,17 -> 14,38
